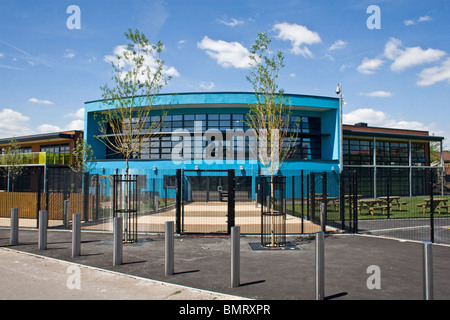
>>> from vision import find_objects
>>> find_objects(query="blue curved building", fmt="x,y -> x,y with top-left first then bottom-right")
84,92 -> 341,178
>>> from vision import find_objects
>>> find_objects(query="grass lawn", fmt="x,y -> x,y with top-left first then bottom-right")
286,195 -> 450,220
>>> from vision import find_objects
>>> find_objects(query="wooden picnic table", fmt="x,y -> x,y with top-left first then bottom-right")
418,198 -> 449,214
378,196 -> 407,211
358,198 -> 387,215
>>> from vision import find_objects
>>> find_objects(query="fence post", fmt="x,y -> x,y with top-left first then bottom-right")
83,172 -> 89,223
10,208 -> 19,245
175,169 -> 181,234
113,216 -> 123,266
339,171 -> 345,231
320,203 -> 326,232
352,170 -> 358,234
423,241 -> 433,300
72,213 -> 81,257
315,231 -> 325,300
165,221 -> 174,276
429,169 -> 435,243
231,226 -> 240,288
311,172 -> 316,222
301,171 -> 304,234
38,210 -> 48,250
227,169 -> 235,234
63,200 -> 70,229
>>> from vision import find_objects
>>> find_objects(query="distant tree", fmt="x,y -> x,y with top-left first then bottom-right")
430,134 -> 446,164
0,137 -> 24,192
70,135 -> 96,174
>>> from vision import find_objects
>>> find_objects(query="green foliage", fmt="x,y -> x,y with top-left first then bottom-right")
97,28 -> 171,174
246,32 -> 298,174
0,137 -> 24,191
70,135 -> 96,173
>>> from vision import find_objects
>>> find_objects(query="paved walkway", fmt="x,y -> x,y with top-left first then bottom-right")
0,247 -> 245,300
1,228 -> 450,300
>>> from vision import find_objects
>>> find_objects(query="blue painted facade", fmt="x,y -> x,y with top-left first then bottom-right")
84,92 -> 341,198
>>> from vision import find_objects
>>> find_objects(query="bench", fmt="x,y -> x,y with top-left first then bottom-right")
220,191 -> 228,202
437,205 -> 450,214
371,205 -> 388,215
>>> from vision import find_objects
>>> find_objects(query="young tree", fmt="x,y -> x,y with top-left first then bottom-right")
97,28 -> 172,177
246,32 -> 299,246
0,138 -> 24,192
70,135 -> 96,174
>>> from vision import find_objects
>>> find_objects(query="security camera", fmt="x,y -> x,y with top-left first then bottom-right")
336,84 -> 341,95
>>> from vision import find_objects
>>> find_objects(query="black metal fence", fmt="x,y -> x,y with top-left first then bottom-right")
341,167 -> 450,245
3,164 -> 448,245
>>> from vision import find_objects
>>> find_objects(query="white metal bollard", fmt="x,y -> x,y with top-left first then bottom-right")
113,216 -> 123,266
72,213 -> 81,257
423,241 -> 433,300
165,221 -> 174,276
315,231 -> 325,300
10,208 -> 19,245
38,210 -> 48,250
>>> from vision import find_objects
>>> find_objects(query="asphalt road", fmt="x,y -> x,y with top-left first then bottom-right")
1,228 -> 450,301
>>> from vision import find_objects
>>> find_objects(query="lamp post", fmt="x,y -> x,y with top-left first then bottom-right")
336,83 -> 343,173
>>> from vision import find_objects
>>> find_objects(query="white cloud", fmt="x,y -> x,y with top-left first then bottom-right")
65,107 -> 84,119
418,15 -> 432,22
273,22 -> 321,58
197,36 -> 252,69
360,91 -> 393,97
37,119 -> 84,133
64,119 -> 84,131
38,107 -> 85,133
199,81 -> 215,90
384,38 -> 446,71
404,15 -> 433,26
343,108 -> 428,131
217,17 -> 245,27
64,49 -> 75,59
28,98 -> 54,105
37,124 -> 62,133
357,58 -> 384,74
329,40 -> 347,51
104,43 -> 180,82
0,108 -> 34,138
417,57 -> 450,86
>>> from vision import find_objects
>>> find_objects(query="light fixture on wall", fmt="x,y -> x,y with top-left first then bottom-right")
239,166 -> 244,171
195,166 -> 199,170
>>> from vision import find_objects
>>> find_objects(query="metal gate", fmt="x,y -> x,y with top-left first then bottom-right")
180,169 -> 235,234
113,174 -> 138,243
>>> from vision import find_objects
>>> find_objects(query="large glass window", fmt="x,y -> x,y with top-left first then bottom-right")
105,113 -> 322,161
41,144 -> 70,154
343,139 -> 373,165
411,143 -> 426,166
376,141 -> 409,166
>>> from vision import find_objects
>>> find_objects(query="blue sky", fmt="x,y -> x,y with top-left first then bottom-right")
1,0 -> 450,147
